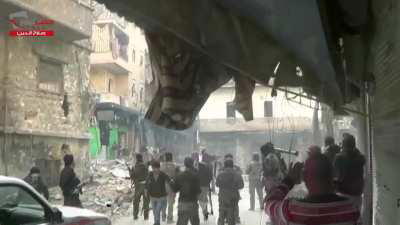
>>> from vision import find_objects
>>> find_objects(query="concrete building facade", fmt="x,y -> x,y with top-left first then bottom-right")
199,81 -> 315,168
0,0 -> 93,186
89,3 -> 149,159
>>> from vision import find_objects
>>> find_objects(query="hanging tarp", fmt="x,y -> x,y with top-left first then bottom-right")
95,0 -> 367,130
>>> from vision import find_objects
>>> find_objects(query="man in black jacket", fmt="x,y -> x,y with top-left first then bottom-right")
334,134 -> 365,210
220,154 -> 243,223
217,159 -> 244,225
24,166 -> 49,200
323,136 -> 341,165
132,154 -> 150,220
59,154 -> 82,208
171,157 -> 201,225
193,152 -> 213,221
146,160 -> 170,225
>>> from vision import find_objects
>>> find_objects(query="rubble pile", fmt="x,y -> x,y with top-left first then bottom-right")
49,159 -> 135,219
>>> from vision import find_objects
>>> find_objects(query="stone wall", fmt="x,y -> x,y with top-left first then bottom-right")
0,33 -> 92,184
0,134 -> 89,187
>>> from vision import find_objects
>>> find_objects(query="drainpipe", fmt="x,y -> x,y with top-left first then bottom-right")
2,34 -> 9,176
364,82 -> 374,225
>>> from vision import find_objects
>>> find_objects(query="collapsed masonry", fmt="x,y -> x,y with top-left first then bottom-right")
49,159 -> 134,219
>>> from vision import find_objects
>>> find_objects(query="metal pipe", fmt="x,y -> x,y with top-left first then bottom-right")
2,34 -> 9,176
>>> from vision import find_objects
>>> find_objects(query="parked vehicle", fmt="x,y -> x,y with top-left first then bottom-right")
0,176 -> 111,225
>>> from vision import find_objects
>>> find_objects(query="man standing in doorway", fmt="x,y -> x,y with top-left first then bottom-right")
171,157 -> 202,225
132,153 -> 150,220
59,154 -> 82,208
146,161 -> 170,225
246,153 -> 263,211
216,159 -> 244,225
161,152 -> 180,223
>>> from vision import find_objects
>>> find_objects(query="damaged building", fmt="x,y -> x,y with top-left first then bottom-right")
89,2 -> 147,160
0,0 -> 93,186
89,3 -> 198,161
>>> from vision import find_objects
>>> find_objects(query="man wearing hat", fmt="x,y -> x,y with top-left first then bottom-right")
24,166 -> 49,200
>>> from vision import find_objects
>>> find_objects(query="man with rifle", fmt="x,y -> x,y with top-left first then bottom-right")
131,153 -> 150,220
193,152 -> 213,221
59,154 -> 83,208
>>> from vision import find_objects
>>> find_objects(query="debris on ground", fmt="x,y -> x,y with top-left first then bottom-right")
49,159 -> 134,220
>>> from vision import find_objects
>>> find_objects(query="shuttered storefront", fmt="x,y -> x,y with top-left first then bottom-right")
369,0 -> 400,224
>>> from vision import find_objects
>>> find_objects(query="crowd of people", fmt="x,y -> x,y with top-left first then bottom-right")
21,133 -> 365,225
264,133 -> 365,225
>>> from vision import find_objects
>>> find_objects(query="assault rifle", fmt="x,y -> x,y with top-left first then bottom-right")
71,179 -> 91,196
125,162 -> 135,188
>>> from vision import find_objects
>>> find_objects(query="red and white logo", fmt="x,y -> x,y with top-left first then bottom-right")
8,11 -> 55,37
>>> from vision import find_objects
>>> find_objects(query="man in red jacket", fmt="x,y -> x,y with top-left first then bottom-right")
265,151 -> 360,225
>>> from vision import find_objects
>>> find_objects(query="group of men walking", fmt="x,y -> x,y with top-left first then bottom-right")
129,149 -> 246,225
22,133 -> 365,225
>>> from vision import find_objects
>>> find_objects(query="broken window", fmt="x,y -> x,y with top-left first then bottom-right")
37,59 -> 63,93
62,94 -> 69,117
226,102 -> 236,118
264,101 -> 273,117
108,79 -> 113,92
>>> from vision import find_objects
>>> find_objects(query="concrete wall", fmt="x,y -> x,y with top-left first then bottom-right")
127,24 -> 147,111
367,0 -> 400,223
90,68 -> 110,93
199,85 -> 315,119
90,68 -> 130,97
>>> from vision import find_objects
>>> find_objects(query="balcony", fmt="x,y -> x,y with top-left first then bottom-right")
0,0 -> 92,41
90,21 -> 132,75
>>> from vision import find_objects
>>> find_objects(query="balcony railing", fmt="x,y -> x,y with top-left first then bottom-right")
91,22 -> 131,74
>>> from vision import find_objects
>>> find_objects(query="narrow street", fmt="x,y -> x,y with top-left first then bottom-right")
0,0 -> 387,224
113,181 -> 271,225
